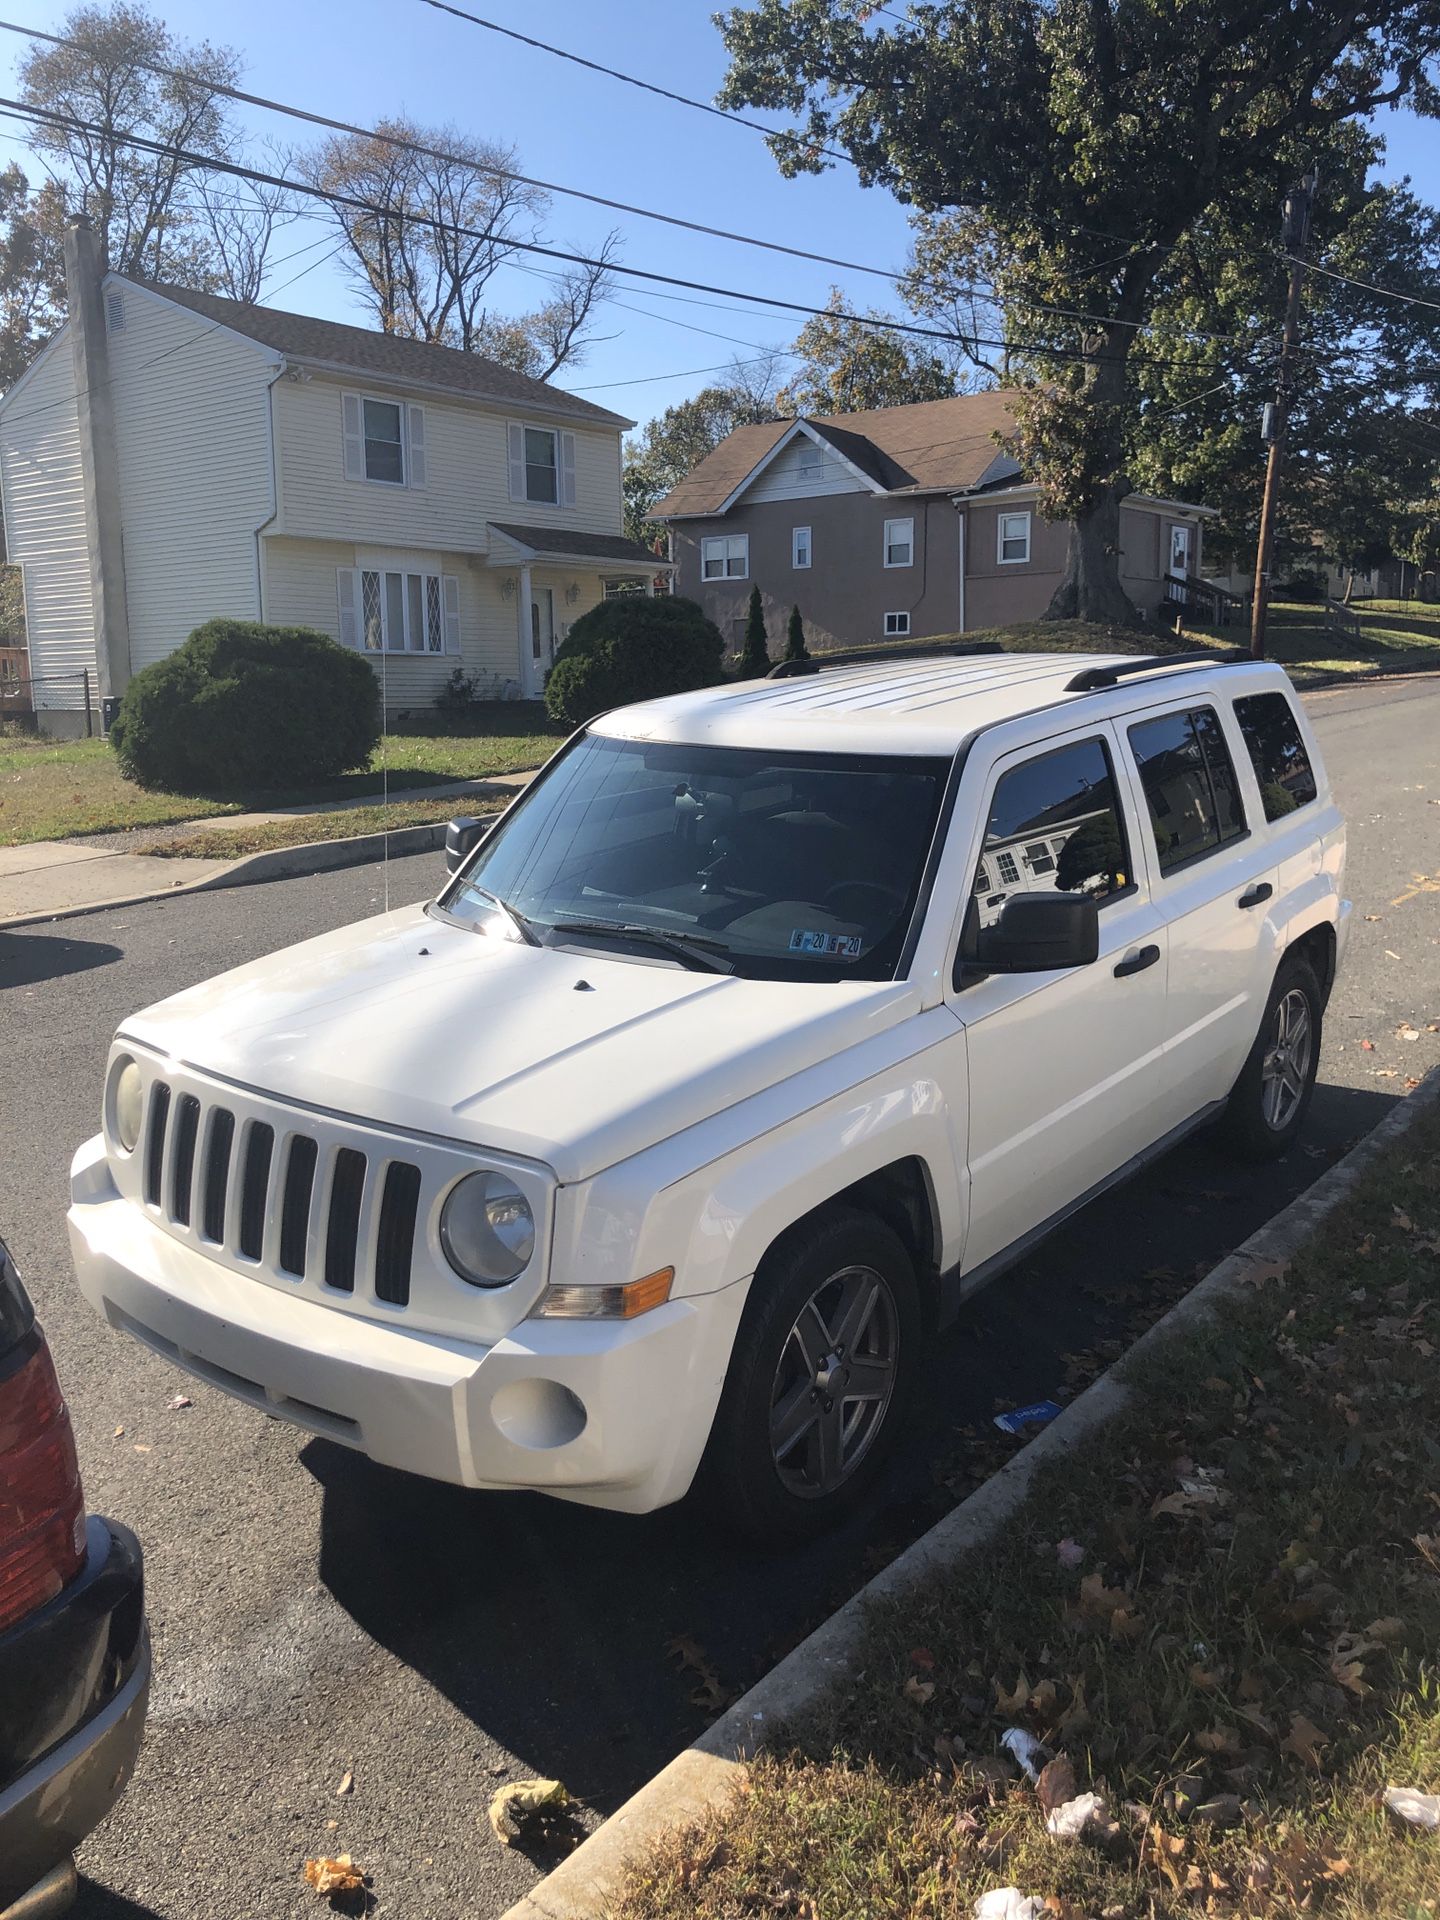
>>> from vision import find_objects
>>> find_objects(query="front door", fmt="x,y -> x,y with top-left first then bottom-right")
1168,522 -> 1193,580
529,587 -> 556,689
946,725 -> 1172,1277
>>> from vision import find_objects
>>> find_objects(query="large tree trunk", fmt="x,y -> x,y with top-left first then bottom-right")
1045,481 -> 1141,624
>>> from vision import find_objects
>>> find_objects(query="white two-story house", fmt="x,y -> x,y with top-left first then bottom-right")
0,219 -> 666,737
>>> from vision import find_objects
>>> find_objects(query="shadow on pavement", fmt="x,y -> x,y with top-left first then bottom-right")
0,930 -> 124,991
73,1879 -> 166,1919
310,1076 -> 1395,1818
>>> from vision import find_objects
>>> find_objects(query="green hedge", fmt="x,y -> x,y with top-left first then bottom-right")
110,619 -> 381,793
544,595 -> 726,729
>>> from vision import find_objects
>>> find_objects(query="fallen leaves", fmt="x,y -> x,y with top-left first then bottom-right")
1279,1712 -> 1329,1770
487,1777 -> 569,1845
666,1634 -> 730,1714
903,1673 -> 936,1706
302,1856 -> 366,1904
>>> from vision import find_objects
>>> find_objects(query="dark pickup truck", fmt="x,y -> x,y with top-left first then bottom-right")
0,1237 -> 149,1918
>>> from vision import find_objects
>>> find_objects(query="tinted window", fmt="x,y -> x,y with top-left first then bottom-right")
970,737 -> 1131,931
1128,706 -> 1247,873
1234,692 -> 1319,821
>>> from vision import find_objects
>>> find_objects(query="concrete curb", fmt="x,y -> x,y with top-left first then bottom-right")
1,819 -> 454,931
500,1066 -> 1440,1920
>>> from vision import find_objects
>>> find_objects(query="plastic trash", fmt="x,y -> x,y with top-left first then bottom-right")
993,1400 -> 1062,1435
1384,1786 -> 1440,1830
974,1892 -> 1045,1920
1000,1727 -> 1046,1781
1045,1790 -> 1113,1841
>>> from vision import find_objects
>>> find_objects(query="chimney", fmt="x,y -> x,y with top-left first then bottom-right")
64,214 -> 131,711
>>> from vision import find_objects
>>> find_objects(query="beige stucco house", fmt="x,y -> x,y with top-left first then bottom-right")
652,392 -> 1210,652
0,224 -> 667,736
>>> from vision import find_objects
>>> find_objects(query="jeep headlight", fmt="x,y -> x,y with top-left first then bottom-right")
110,1056 -> 144,1154
440,1171 -> 535,1287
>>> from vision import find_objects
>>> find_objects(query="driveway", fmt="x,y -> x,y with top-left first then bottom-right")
1,674 -> 1436,1919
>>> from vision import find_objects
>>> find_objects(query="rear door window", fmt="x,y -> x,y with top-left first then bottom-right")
970,735 -> 1132,932
1128,705 -> 1248,874
1233,691 -> 1319,820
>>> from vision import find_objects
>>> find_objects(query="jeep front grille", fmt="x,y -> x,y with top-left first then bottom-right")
143,1080 -> 418,1308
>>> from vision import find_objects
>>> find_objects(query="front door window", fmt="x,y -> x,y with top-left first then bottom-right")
1169,524 -> 1192,578
529,587 -> 556,686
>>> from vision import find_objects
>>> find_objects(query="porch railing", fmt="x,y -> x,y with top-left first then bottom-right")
1162,571 -> 1248,629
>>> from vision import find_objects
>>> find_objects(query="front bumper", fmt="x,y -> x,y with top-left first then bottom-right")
0,1522 -> 150,1911
69,1139 -> 748,1515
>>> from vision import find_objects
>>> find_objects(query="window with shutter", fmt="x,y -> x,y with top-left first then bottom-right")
337,569 -> 360,647
507,423 -> 526,501
342,395 -> 365,481
442,576 -> 461,653
559,431 -> 577,507
406,406 -> 427,488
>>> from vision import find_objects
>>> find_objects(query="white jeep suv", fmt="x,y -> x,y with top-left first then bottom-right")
69,649 -> 1348,1536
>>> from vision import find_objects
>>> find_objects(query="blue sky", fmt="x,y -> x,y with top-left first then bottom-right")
3,0 -> 1436,433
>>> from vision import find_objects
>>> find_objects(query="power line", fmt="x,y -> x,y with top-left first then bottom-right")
1291,253 -> 1440,317
0,17 -> 1249,348
0,95 -> 1247,377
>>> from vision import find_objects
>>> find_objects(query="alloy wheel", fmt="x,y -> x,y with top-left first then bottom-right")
1261,987 -> 1313,1131
768,1264 -> 899,1500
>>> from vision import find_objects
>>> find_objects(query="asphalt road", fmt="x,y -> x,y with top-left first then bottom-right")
2,675 -> 1438,1920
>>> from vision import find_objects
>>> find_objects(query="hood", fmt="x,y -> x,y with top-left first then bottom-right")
119,906 -> 916,1184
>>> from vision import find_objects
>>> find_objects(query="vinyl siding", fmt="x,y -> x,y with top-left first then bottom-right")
0,337 -> 95,710
742,434 -> 871,504
273,375 -> 625,550
107,283 -> 274,667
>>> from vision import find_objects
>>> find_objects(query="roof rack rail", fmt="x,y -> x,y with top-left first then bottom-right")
1063,649 -> 1248,693
768,639 -> 1005,679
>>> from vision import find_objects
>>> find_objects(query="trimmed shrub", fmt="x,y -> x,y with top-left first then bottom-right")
544,595 -> 725,729
784,604 -> 809,663
110,619 -> 381,793
737,584 -> 771,678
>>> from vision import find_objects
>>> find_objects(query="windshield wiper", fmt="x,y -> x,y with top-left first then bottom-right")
460,885 -> 540,947
546,919 -> 735,974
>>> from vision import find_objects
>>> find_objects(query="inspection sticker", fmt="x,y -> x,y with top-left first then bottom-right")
789,929 -> 864,958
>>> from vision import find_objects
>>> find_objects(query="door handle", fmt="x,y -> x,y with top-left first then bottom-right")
1238,882 -> 1274,909
1113,943 -> 1161,979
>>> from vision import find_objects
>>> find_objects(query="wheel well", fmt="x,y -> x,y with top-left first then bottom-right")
765,1158 -> 941,1309
1288,922 -> 1337,1005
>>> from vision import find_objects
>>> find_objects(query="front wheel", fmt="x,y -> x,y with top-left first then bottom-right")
702,1209 -> 921,1543
1221,953 -> 1322,1160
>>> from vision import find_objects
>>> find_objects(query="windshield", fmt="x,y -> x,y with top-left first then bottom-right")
435,733 -> 952,981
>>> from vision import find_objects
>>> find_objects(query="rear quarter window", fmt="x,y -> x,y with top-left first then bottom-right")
1233,692 -> 1319,821
1127,705 -> 1247,873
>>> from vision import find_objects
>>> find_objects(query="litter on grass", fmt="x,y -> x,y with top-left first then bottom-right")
993,1400 -> 1062,1435
974,1891 -> 1045,1920
1000,1727 -> 1046,1782
1384,1786 -> 1440,1830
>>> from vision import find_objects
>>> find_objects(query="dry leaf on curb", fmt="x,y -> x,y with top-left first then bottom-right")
302,1856 -> 365,1898
487,1778 -> 568,1845
1036,1755 -> 1078,1814
1241,1256 -> 1289,1288
904,1674 -> 936,1706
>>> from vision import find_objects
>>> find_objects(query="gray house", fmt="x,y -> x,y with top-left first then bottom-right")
652,392 -> 1210,651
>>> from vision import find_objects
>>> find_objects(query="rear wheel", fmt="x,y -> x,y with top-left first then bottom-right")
1221,952 -> 1322,1160
703,1209 -> 920,1543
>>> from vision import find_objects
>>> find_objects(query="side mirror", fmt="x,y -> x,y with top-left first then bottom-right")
976,893 -> 1099,973
445,815 -> 489,875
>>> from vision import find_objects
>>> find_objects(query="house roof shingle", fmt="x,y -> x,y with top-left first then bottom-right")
130,278 -> 632,428
487,522 -> 669,566
651,390 -> 1022,518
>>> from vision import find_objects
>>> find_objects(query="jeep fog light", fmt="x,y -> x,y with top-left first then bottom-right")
533,1267 -> 674,1320
111,1056 -> 144,1153
440,1171 -> 535,1286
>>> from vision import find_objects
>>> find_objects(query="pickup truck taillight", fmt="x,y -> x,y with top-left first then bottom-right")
0,1327 -> 87,1633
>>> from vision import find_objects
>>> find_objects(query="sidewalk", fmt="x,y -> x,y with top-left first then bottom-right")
0,772 -> 533,926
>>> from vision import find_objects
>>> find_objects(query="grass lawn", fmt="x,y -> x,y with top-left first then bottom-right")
0,703 -> 560,848
1179,599 -> 1440,679
618,1098 -> 1440,1920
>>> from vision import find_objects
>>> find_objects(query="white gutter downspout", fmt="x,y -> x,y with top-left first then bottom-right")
955,506 -> 967,635
253,361 -> 285,620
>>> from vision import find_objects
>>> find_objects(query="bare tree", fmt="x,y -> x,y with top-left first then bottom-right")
195,152 -> 297,305
18,1 -> 244,283
301,121 -> 618,375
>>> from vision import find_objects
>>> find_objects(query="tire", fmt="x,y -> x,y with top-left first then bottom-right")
701,1208 -> 921,1544
1221,951 -> 1323,1161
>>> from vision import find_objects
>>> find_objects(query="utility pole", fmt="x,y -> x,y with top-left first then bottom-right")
1250,172 -> 1315,660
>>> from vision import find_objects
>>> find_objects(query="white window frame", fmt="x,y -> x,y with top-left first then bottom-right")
997,510 -> 1032,565
883,516 -> 914,569
337,567 -> 460,655
883,610 -> 911,636
701,534 -> 749,581
792,525 -> 812,570
506,420 -> 577,507
342,392 -> 426,490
